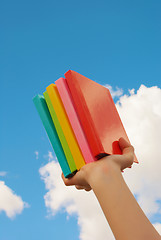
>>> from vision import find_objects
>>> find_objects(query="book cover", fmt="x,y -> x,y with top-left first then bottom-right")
55,77 -> 95,164
65,70 -> 138,162
33,95 -> 73,178
46,84 -> 86,170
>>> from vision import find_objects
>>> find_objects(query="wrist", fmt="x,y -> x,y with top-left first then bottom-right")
87,159 -> 121,189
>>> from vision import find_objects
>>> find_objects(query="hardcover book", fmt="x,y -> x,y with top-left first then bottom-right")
65,70 -> 138,162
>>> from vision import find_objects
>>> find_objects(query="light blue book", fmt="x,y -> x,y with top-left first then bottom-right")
33,94 -> 73,178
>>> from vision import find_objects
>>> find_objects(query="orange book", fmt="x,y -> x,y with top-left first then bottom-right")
65,70 -> 138,162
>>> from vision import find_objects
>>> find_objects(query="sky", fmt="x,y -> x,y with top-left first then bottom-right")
0,0 -> 161,239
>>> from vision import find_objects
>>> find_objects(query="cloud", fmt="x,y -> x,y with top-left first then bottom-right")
40,84 -> 161,239
153,223 -> 161,235
104,84 -> 123,98
39,161 -> 114,239
116,85 -> 161,217
43,151 -> 54,162
0,171 -> 7,177
0,181 -> 29,219
47,151 -> 54,161
34,151 -> 39,160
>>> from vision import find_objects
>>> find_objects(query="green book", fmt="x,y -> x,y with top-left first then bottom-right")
33,94 -> 74,178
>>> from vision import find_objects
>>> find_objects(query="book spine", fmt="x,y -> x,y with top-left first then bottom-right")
33,95 -> 72,178
65,70 -> 104,159
43,91 -> 77,173
46,84 -> 86,170
56,78 -> 95,164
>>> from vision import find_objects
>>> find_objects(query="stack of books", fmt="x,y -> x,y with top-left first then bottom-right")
33,70 -> 137,178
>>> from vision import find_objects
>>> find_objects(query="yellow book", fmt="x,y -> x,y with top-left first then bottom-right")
46,84 -> 85,170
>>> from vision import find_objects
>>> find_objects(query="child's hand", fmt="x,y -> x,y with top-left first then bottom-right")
61,138 -> 134,191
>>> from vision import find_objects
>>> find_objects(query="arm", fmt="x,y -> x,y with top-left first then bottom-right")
62,138 -> 161,240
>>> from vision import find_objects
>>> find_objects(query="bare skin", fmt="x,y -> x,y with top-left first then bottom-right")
62,138 -> 161,240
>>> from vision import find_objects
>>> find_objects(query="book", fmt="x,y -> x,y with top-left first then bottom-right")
32,95 -> 73,178
65,70 -> 138,162
55,77 -> 95,164
43,91 -> 77,174
46,84 -> 86,170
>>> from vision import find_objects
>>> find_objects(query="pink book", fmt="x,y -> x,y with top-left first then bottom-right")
55,77 -> 95,164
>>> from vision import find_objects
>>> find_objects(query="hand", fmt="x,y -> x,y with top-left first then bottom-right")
62,139 -> 161,240
61,138 -> 134,192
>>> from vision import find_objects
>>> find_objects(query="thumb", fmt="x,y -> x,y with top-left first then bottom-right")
118,137 -> 135,166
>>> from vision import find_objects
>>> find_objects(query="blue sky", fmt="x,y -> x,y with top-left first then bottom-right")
1,0 -> 161,239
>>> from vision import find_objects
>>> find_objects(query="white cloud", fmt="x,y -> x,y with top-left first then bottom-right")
47,151 -> 54,161
153,223 -> 161,235
34,151 -> 39,160
39,161 -> 114,239
104,84 -> 123,98
0,181 -> 29,219
0,171 -> 7,177
43,151 -> 54,162
40,84 -> 161,239
116,85 -> 161,217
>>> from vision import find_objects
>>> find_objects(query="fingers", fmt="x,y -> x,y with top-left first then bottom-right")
118,138 -> 135,168
61,171 -> 82,186
61,173 -> 91,191
61,138 -> 135,189
119,138 -> 134,153
61,172 -> 91,190
75,185 -> 84,190
119,138 -> 134,156
75,185 -> 91,191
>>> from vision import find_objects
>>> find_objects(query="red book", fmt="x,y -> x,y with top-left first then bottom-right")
65,70 -> 138,162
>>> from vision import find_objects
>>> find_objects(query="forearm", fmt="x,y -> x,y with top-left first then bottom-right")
62,138 -> 161,239
89,163 -> 161,240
